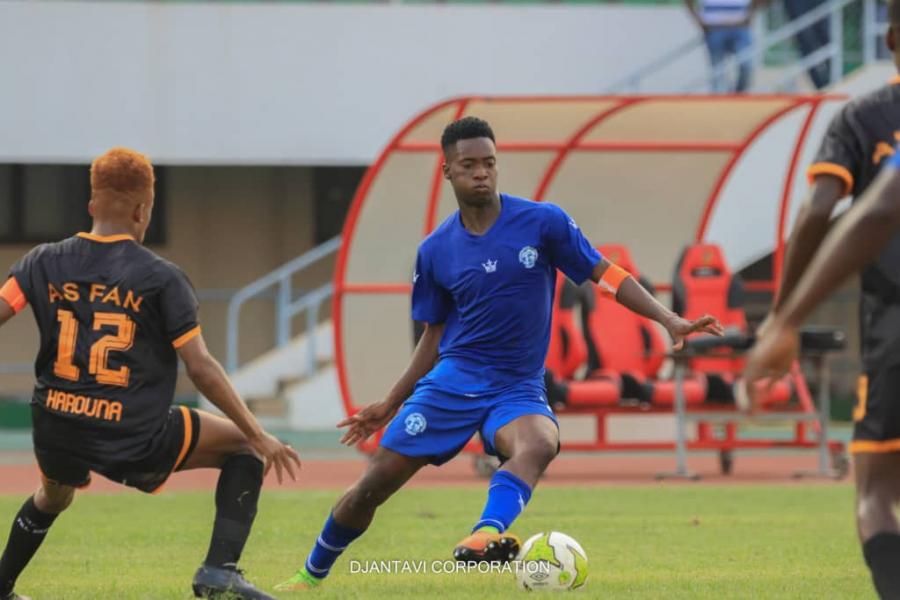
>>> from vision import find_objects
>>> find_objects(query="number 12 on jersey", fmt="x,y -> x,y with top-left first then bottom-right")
53,310 -> 136,387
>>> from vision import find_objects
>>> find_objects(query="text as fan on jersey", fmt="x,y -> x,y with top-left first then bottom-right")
47,283 -> 144,313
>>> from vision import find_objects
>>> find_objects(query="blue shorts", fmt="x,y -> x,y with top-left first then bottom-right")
380,383 -> 559,466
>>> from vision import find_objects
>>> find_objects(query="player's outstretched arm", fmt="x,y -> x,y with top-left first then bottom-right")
776,167 -> 900,328
761,176 -> 845,331
177,334 -> 301,483
338,322 -> 444,446
745,167 -> 900,391
591,259 -> 725,349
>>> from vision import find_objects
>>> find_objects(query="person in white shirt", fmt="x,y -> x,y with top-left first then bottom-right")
685,0 -> 763,92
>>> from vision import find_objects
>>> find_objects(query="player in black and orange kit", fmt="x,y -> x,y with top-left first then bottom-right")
0,148 -> 301,600
749,3 -> 900,597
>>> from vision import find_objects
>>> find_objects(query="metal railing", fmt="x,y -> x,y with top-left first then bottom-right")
225,236 -> 341,374
0,239 -> 342,379
606,36 -> 706,93
609,0 -> 888,94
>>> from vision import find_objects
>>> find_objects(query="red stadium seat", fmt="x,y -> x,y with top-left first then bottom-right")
560,245 -> 706,407
545,275 -> 588,381
588,245 -> 666,378
560,376 -> 622,407
545,272 -> 620,407
672,244 -> 791,407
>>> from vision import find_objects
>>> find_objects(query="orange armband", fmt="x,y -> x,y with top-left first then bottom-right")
0,277 -> 27,313
598,263 -> 630,296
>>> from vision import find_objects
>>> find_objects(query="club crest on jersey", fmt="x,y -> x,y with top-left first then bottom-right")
404,412 -> 427,436
482,259 -> 498,273
519,246 -> 538,269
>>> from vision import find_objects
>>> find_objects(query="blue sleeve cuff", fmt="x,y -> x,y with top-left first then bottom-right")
411,309 -> 446,325
570,250 -> 602,285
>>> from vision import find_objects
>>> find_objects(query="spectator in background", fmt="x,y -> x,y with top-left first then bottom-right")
685,0 -> 762,92
784,0 -> 832,89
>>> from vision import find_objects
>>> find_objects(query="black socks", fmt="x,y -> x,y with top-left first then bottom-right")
864,532 -> 900,600
0,496 -> 59,594
204,454 -> 264,569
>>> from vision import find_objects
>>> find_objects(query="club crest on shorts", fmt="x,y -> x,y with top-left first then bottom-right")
519,246 -> 538,269
404,412 -> 427,436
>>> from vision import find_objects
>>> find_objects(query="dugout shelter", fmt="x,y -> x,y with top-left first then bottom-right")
333,95 -> 847,472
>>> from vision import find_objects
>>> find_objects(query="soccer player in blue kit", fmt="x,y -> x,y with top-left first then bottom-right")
276,117 -> 724,591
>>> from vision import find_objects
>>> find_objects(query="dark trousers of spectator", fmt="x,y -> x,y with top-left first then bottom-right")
877,2 -> 890,60
784,0 -> 832,89
705,25 -> 754,93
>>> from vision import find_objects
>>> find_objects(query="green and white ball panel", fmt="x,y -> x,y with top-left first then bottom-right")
516,531 -> 588,591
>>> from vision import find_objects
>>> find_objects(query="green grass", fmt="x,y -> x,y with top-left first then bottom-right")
7,485 -> 870,599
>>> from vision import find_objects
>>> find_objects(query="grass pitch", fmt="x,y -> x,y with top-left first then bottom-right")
7,484 -> 869,599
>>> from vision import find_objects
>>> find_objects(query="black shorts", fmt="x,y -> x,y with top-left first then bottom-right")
852,296 -> 900,453
33,405 -> 201,493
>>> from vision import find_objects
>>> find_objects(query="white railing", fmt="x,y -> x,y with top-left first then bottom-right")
605,36 -> 706,94
225,236 -> 341,374
0,239 -> 342,379
608,0 -> 888,94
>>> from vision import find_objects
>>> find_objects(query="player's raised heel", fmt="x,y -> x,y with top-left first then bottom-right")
453,531 -> 521,563
191,565 -> 276,600
1,591 -> 32,600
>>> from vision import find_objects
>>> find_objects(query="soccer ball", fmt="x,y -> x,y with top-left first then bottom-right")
515,531 -> 588,591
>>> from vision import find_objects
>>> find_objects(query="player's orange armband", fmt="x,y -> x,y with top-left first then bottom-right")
598,263 -> 630,296
0,277 -> 27,313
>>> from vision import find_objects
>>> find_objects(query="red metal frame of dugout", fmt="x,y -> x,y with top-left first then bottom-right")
333,94 -> 846,460
355,408 -> 844,457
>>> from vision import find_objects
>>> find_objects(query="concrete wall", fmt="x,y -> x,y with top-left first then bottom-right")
0,167 -> 326,396
0,1 -> 702,165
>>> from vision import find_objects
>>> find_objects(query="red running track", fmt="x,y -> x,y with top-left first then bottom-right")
0,452 -> 848,495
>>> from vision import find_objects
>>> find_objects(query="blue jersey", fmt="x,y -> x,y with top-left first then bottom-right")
411,194 -> 601,396
891,145 -> 900,169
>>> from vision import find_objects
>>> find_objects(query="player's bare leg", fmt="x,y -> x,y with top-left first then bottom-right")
492,414 -> 560,487
275,447 -> 429,590
179,410 -> 273,600
855,452 -> 900,598
454,414 -> 559,563
0,479 -> 75,600
33,480 -> 76,515
179,409 -> 262,469
332,447 -> 429,530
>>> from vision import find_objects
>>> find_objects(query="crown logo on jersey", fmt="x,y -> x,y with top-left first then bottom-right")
482,259 -> 498,273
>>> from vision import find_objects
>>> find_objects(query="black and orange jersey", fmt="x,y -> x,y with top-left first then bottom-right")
3,232 -> 200,457
808,77 -> 900,303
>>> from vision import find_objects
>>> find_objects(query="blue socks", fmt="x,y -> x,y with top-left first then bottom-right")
473,470 -> 533,533
305,513 -> 364,580
304,471 -> 532,581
